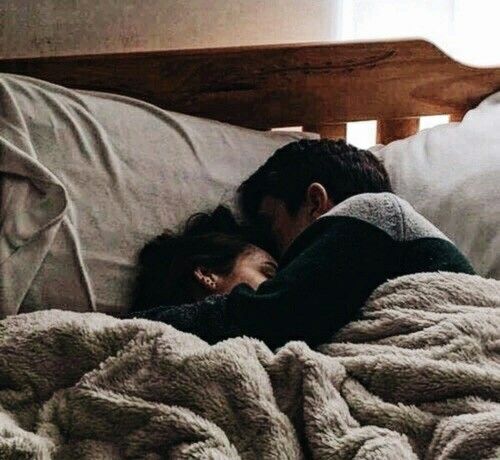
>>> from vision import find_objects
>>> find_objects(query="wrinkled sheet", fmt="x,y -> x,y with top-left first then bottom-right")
0,73 -> 314,317
1,272 -> 499,459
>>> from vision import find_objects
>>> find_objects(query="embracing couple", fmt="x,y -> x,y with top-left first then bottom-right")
130,139 -> 474,348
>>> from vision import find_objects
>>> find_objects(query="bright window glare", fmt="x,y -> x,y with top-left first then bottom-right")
347,120 -> 377,149
419,115 -> 450,130
337,0 -> 500,66
271,126 -> 303,132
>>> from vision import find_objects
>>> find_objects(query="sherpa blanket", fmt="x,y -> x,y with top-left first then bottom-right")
1,272 -> 499,459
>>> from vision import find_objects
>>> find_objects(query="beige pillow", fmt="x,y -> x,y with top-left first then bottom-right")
376,92 -> 500,279
0,74 -> 316,317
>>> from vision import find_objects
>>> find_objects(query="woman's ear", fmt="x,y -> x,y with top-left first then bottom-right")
193,267 -> 219,293
306,183 -> 334,219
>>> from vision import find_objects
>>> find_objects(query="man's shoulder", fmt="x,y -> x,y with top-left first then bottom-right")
320,192 -> 449,243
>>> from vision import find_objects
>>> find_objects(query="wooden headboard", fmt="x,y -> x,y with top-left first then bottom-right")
1,39 -> 499,144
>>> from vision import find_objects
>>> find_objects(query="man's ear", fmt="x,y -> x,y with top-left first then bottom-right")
193,267 -> 219,292
306,183 -> 334,219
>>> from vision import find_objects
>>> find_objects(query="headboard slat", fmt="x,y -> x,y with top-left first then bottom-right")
449,111 -> 466,122
303,123 -> 347,140
377,118 -> 420,145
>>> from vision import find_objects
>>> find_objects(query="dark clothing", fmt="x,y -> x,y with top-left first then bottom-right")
130,193 -> 474,348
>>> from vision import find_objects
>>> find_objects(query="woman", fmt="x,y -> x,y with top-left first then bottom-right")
131,205 -> 277,313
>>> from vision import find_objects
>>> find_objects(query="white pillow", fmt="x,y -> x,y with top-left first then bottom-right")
376,92 -> 500,279
0,74 -> 316,316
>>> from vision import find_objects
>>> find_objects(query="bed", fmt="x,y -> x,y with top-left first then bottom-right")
0,39 -> 500,459
1,38 -> 499,315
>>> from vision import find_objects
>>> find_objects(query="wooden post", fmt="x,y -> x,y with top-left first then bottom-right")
449,111 -> 466,122
377,118 -> 420,144
303,123 -> 347,139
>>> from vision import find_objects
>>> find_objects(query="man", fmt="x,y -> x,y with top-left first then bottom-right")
133,139 -> 474,348
239,138 -> 393,257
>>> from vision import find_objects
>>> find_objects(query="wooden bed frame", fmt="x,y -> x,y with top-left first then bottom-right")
1,39 -> 499,144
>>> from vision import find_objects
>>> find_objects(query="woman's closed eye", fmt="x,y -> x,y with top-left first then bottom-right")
228,246 -> 278,290
261,261 -> 277,278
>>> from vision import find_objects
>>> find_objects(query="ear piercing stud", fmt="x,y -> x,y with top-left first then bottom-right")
207,279 -> 217,289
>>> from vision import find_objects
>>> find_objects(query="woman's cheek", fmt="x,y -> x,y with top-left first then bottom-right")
249,272 -> 269,290
235,269 -> 266,290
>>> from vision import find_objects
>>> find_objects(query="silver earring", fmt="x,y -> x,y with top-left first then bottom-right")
207,279 -> 216,289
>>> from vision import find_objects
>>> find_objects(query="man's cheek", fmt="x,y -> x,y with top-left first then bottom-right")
277,230 -> 291,256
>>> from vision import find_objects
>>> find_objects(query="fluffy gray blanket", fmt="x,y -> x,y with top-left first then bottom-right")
1,272 -> 499,459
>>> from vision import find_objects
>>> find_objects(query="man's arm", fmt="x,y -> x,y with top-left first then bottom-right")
131,217 -> 401,348
225,217 -> 401,347
130,294 -> 236,344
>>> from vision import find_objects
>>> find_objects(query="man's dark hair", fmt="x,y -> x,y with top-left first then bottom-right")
238,139 -> 392,221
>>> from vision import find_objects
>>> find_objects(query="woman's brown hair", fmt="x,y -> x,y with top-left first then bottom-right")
131,206 -> 273,312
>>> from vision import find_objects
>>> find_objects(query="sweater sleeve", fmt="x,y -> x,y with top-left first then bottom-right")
131,217 -> 400,348
130,198 -> 474,349
225,217 -> 399,348
128,294 -> 236,344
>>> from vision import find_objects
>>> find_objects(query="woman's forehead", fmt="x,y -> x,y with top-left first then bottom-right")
242,245 -> 277,265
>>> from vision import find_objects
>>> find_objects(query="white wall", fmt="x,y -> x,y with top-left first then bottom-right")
0,0 -> 337,58
3,1 -> 498,65
338,0 -> 500,66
